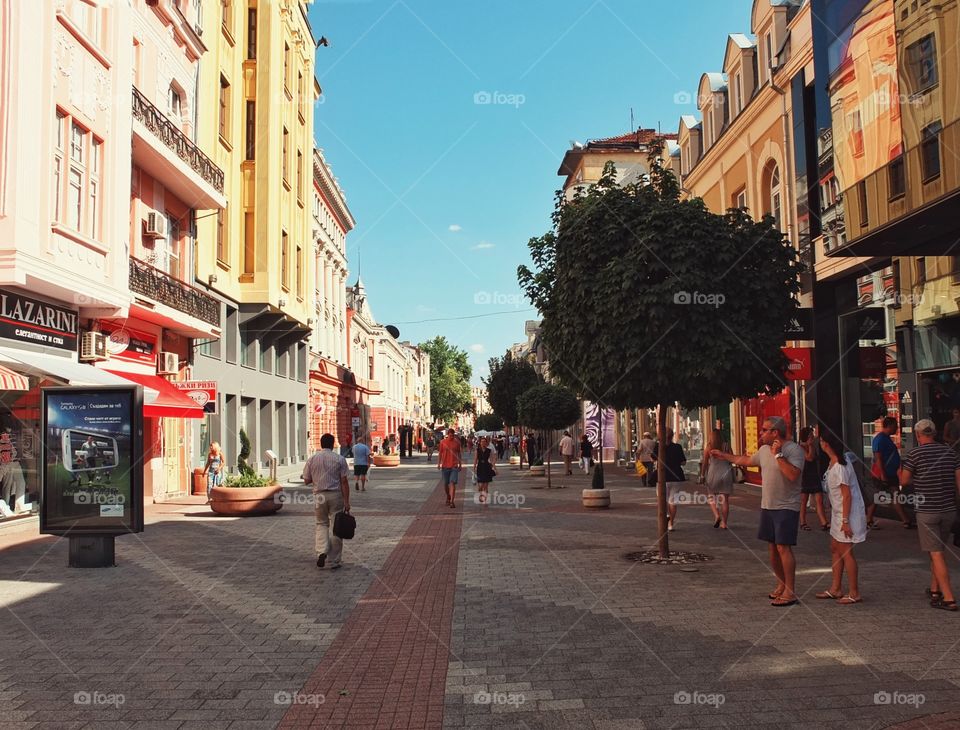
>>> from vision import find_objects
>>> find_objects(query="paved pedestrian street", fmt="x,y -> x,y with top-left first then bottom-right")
3,456 -> 960,729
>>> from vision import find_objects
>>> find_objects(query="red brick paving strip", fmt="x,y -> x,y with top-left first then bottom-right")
280,482 -> 461,730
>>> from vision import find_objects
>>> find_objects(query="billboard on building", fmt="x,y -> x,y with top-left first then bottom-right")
41,386 -> 144,535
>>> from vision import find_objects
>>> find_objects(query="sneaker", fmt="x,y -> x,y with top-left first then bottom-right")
316,554 -> 326,568
330,563 -> 342,571
667,521 -> 674,532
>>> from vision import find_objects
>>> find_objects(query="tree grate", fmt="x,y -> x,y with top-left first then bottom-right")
622,550 -> 714,565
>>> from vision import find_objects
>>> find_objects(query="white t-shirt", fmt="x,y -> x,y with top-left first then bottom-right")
748,442 -> 804,511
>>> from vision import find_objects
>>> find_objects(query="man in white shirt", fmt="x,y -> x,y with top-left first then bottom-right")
559,431 -> 575,475
302,433 -> 351,570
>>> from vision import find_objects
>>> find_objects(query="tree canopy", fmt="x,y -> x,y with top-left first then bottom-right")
517,156 -> 800,411
418,336 -> 472,422
517,384 -> 581,432
474,413 -> 504,432
483,352 -> 541,427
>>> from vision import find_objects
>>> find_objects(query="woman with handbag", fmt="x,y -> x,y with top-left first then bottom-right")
701,429 -> 733,529
474,436 -> 497,504
579,435 -> 593,474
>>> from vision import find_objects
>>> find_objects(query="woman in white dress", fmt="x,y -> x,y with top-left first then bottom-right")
816,432 -> 867,604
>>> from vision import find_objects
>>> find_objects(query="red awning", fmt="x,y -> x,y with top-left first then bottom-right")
105,370 -> 205,419
0,364 -> 29,390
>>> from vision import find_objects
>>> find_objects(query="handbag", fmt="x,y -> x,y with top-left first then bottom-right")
635,461 -> 647,477
333,510 -> 356,540
870,458 -> 884,481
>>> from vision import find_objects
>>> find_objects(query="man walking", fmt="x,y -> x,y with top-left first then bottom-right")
869,417 -> 913,529
900,419 -> 960,611
302,433 -> 350,570
437,428 -> 462,508
559,431 -> 575,475
712,416 -> 804,606
352,435 -> 371,492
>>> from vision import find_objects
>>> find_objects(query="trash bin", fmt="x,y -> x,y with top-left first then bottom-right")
192,468 -> 206,496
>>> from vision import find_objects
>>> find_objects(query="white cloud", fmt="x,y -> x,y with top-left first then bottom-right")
448,224 -> 462,232
472,241 -> 496,250
469,344 -> 485,353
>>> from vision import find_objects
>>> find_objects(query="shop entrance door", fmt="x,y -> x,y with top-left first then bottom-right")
162,418 -> 183,497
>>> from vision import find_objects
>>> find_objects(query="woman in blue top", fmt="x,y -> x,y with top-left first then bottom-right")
203,442 -> 225,500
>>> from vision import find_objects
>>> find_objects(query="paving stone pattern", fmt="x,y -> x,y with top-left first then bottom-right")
2,458 -> 960,729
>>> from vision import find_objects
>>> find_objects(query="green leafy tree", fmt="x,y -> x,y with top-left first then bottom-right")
517,384 -> 581,488
474,413 -> 504,432
518,152 -> 800,556
419,336 -> 472,422
484,352 -> 541,467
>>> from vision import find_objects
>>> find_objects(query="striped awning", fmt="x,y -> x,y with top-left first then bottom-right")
0,364 -> 30,391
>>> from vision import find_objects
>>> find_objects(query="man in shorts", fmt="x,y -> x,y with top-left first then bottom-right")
352,435 -> 371,492
712,416 -> 804,606
900,419 -> 960,611
437,428 -> 462,508
867,417 -> 914,529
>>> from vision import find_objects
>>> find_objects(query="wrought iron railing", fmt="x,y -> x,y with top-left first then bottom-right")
129,257 -> 221,327
131,86 -> 224,194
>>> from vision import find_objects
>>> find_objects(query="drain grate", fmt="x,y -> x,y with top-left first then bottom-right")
622,550 -> 714,565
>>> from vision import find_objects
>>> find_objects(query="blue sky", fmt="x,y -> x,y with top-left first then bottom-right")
308,0 -> 754,385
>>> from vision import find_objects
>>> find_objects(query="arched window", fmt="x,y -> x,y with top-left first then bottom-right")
762,160 -> 782,231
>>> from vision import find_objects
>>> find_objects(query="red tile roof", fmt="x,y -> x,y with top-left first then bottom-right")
589,128 -> 678,146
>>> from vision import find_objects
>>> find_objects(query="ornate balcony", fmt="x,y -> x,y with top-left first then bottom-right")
131,87 -> 225,209
129,257 -> 220,329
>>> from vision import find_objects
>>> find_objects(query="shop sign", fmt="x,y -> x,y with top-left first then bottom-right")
171,380 -> 217,414
0,288 -> 78,351
41,386 -> 144,535
782,347 -> 814,381
854,309 -> 886,341
783,308 -> 814,340
102,326 -> 157,365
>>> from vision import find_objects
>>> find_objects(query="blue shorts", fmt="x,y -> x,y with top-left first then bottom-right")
441,467 -> 460,486
757,508 -> 800,546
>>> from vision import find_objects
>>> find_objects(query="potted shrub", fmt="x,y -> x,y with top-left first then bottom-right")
209,471 -> 284,516
517,384 -> 580,489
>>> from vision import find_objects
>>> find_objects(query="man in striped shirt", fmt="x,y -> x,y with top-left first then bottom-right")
900,419 -> 960,611
302,433 -> 351,570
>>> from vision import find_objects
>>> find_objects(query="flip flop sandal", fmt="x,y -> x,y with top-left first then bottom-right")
926,588 -> 943,601
816,591 -> 842,599
931,599 -> 958,612
837,596 -> 863,605
771,598 -> 799,607
800,524 -> 812,531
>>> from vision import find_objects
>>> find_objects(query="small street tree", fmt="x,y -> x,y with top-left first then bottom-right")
419,336 -> 473,422
517,384 -> 581,489
519,151 -> 801,557
484,352 -> 541,467
474,412 -> 504,432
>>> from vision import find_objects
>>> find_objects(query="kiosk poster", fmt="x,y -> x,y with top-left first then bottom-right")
41,386 -> 144,535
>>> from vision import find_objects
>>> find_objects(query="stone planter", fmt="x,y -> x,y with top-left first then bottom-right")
582,488 -> 611,508
372,454 -> 400,467
529,465 -> 546,476
509,456 -> 521,467
210,484 -> 284,516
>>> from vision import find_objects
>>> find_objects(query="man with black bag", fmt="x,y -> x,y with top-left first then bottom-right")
303,433 -> 351,571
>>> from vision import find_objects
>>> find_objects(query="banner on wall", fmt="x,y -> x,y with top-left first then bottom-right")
41,386 -> 144,535
583,401 -> 615,450
172,380 -> 217,414
102,326 -> 157,365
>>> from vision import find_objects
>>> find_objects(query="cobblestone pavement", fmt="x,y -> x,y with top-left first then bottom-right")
2,455 -> 960,729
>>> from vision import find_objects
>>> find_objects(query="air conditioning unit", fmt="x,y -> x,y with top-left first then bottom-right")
143,212 -> 167,239
157,351 -> 179,375
79,331 -> 108,362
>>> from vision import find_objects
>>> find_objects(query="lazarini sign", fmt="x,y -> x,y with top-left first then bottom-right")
0,288 -> 78,351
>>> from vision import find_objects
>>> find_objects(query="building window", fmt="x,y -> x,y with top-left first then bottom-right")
734,72 -> 743,114
54,111 -> 102,237
906,34 -> 938,93
283,42 -> 290,94
850,110 -> 864,157
221,0 -> 232,38
216,208 -> 227,264
296,150 -> 303,204
219,74 -> 231,142
246,7 -> 257,59
166,214 -> 182,278
921,121 -> 942,182
916,257 -> 927,285
767,162 -> 782,231
244,101 -> 255,160
764,32 -> 773,81
297,71 -> 304,121
243,211 -> 254,274
282,127 -> 289,185
733,188 -> 747,211
296,245 -> 303,299
281,230 -> 289,290
857,180 -> 868,227
168,85 -> 183,126
888,156 -> 905,199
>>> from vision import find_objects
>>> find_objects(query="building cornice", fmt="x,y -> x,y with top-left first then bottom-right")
313,148 -> 355,233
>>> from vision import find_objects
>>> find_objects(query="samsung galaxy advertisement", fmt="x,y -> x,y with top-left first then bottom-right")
41,386 -> 144,535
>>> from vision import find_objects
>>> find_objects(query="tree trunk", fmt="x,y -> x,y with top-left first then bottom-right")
593,405 -> 605,489
656,403 -> 669,559
545,429 -> 552,489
